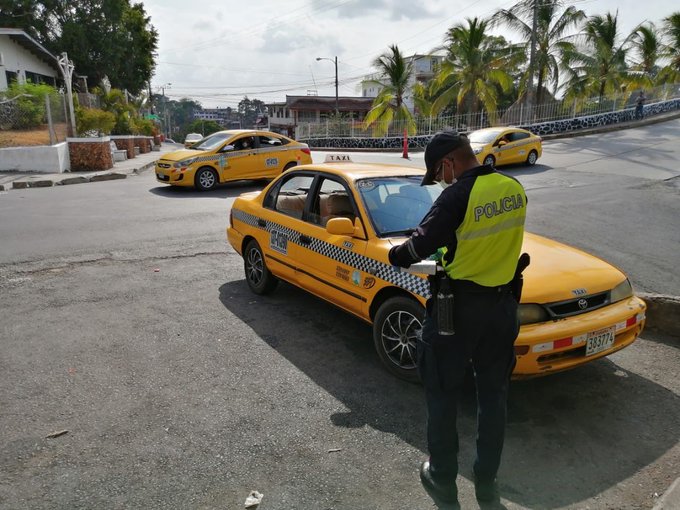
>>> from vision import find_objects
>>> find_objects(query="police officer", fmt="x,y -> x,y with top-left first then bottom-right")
388,131 -> 527,507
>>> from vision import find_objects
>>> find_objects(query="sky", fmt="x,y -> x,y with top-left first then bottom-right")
141,0 -> 677,109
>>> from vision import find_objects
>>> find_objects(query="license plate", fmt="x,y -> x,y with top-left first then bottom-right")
585,327 -> 615,356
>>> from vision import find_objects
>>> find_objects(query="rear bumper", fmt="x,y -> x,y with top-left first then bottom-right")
513,295 -> 646,378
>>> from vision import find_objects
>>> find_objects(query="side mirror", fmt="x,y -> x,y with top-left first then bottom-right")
220,144 -> 235,152
497,140 -> 507,146
326,217 -> 355,236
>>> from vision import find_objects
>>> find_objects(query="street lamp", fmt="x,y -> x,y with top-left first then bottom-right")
316,56 -> 338,115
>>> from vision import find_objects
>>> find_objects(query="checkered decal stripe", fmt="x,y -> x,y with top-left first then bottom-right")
232,209 -> 431,299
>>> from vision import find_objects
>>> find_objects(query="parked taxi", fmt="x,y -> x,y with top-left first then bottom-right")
226,156 -> 645,381
468,127 -> 542,168
155,129 -> 312,191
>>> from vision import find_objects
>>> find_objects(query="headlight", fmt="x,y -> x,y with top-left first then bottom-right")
174,158 -> 197,168
610,278 -> 633,303
518,304 -> 549,325
473,148 -> 483,155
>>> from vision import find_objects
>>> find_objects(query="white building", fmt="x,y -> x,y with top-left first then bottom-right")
0,28 -> 60,91
360,53 -> 444,113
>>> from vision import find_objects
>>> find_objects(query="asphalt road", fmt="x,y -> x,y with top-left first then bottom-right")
1,121 -> 679,509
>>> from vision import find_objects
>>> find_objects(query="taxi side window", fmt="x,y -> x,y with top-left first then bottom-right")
508,132 -> 530,142
259,135 -> 286,146
233,136 -> 256,151
308,178 -> 355,227
270,174 -> 314,220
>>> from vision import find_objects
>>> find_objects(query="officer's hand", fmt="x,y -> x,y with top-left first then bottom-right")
388,245 -> 412,268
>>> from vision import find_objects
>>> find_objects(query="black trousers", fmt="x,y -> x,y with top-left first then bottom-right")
417,283 -> 519,484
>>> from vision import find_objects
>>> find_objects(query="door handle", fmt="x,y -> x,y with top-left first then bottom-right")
299,234 -> 311,245
257,219 -> 266,227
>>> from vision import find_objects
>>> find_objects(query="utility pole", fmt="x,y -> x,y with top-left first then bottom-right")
159,83 -> 171,137
57,52 -> 77,137
316,56 -> 339,115
524,0 -> 539,125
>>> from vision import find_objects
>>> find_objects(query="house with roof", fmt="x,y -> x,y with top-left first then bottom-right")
0,28 -> 61,91
266,95 -> 375,138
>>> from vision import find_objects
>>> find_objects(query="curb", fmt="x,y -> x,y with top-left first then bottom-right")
652,477 -> 680,510
638,293 -> 680,339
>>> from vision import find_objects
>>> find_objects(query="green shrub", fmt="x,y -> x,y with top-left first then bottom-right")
3,82 -> 59,129
134,117 -> 154,135
76,107 -> 116,135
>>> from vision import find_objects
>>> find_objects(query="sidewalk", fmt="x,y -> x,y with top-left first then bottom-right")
0,143 -> 178,191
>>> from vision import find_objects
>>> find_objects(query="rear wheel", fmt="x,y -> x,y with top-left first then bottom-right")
282,162 -> 298,172
526,150 -> 538,166
244,240 -> 278,295
194,167 -> 218,191
483,154 -> 495,167
373,296 -> 424,382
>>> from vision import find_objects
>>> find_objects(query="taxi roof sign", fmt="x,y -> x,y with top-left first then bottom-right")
324,154 -> 353,163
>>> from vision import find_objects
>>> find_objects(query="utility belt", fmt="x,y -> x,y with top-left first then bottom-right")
408,254 -> 531,337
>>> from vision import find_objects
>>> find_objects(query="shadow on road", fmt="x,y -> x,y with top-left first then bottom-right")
148,179 -> 268,199
218,278 -> 680,509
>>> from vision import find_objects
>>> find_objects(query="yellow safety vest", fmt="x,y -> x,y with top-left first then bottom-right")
442,173 -> 526,286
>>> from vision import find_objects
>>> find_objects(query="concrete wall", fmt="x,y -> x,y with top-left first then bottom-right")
0,142 -> 69,172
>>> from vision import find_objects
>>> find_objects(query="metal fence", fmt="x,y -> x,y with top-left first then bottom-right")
0,91 -> 70,148
297,82 -> 680,139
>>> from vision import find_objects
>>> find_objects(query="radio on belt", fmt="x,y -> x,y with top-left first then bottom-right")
401,261 -> 455,336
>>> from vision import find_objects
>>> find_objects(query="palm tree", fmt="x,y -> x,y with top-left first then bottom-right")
491,0 -> 585,106
660,12 -> 680,82
631,23 -> 663,85
560,12 -> 638,101
431,17 -> 519,122
362,45 -> 416,137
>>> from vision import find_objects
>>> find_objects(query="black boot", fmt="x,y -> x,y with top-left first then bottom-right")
474,475 -> 500,502
420,461 -> 459,508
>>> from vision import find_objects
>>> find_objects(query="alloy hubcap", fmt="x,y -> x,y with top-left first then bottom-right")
247,249 -> 263,283
382,310 -> 420,369
200,171 -> 215,188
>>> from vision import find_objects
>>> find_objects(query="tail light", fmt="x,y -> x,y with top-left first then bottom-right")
301,148 -> 311,155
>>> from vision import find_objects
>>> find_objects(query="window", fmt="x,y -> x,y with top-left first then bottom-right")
267,174 -> 314,219
258,134 -> 286,146
307,178 -> 355,227
508,131 -> 530,142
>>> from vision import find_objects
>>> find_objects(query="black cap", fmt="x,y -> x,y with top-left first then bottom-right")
422,131 -> 470,185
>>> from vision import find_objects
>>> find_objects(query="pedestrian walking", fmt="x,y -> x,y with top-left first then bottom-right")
635,91 -> 646,120
388,131 -> 528,508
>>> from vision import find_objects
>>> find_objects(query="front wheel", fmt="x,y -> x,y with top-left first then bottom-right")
483,154 -> 495,167
526,150 -> 538,166
194,167 -> 218,191
244,240 -> 278,295
373,296 -> 424,382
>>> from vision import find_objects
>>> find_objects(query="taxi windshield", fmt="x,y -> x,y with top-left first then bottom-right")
468,130 -> 503,144
191,132 -> 231,151
357,176 -> 442,237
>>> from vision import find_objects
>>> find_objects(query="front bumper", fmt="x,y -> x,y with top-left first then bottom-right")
155,164 -> 192,186
513,295 -> 646,378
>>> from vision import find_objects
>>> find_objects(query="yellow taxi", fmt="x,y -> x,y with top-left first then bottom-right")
226,157 -> 645,381
468,127 -> 542,168
155,129 -> 312,191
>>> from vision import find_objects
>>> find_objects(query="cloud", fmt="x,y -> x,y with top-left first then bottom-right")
259,24 -> 328,53
309,0 -> 437,20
